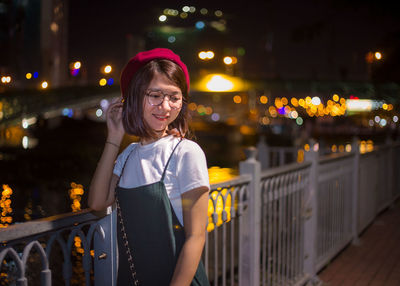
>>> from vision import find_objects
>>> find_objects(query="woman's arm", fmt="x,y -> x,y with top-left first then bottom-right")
170,186 -> 209,286
88,99 -> 125,211
88,150 -> 120,210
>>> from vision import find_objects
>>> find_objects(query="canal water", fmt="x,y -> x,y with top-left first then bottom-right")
0,112 -> 260,225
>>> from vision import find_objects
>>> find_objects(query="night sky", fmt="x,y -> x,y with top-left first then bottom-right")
68,0 -> 400,83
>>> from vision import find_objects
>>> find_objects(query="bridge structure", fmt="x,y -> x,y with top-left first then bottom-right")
0,86 -> 120,129
1,137 -> 399,285
1,79 -> 399,129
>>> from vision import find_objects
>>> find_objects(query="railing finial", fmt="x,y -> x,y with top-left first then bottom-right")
243,147 -> 257,161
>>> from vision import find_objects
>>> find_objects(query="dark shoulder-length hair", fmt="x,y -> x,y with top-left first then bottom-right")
122,59 -> 190,140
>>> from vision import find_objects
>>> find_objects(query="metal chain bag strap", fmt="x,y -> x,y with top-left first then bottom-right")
115,196 -> 140,286
115,145 -> 140,285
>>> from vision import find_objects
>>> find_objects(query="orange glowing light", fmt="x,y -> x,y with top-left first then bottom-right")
233,95 -> 242,104
260,95 -> 268,104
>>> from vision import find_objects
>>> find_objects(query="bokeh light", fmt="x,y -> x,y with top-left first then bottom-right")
168,36 -> 176,43
233,95 -> 242,104
260,95 -> 268,104
200,8 -> 208,15
215,10 -> 223,17
73,61 -> 81,69
196,21 -> 205,29
99,78 -> 107,86
104,65 -> 112,73
107,78 -> 114,85
223,56 -> 233,65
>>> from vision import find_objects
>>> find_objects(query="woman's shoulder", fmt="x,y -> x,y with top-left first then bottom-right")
175,137 -> 205,155
114,142 -> 139,173
118,142 -> 138,159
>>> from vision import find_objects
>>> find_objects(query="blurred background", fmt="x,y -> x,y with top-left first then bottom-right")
0,0 -> 400,225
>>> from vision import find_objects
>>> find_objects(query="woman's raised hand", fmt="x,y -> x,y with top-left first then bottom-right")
106,97 -> 125,144
89,97 -> 124,211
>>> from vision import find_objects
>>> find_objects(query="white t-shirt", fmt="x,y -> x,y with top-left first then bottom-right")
113,135 -> 210,225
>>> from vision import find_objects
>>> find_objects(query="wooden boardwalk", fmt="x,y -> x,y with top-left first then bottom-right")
318,199 -> 400,286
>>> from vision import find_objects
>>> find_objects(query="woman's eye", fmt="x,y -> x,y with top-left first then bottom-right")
149,93 -> 162,99
171,96 -> 181,102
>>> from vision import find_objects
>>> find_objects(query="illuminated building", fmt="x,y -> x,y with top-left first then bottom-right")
0,0 -> 68,88
41,0 -> 69,87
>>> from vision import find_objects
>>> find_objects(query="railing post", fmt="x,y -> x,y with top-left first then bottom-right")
303,146 -> 318,280
239,147 -> 261,286
93,206 -> 117,286
257,134 -> 270,170
351,137 -> 360,245
279,149 -> 285,166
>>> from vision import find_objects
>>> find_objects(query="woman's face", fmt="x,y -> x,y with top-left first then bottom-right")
142,72 -> 182,139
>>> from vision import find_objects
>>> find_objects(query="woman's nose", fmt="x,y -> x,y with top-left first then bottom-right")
160,97 -> 171,110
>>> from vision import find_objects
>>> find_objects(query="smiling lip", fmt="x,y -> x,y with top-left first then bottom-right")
153,114 -> 169,121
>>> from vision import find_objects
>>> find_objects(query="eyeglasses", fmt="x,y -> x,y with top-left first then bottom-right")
145,90 -> 183,110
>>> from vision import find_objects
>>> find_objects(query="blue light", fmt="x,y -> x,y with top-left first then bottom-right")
278,107 -> 285,115
33,72 -> 39,78
195,21 -> 205,29
168,36 -> 176,43
100,99 -> 109,109
62,108 -> 73,117
107,78 -> 114,85
211,113 -> 220,121
70,68 -> 80,77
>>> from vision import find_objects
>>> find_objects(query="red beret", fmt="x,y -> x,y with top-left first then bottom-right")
120,48 -> 190,98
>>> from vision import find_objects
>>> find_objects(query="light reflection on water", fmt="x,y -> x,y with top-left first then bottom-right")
0,125 -> 28,148
0,185 -> 13,228
0,111 -> 248,225
208,166 -> 238,184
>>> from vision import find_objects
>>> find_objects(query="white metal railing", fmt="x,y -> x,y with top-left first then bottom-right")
1,139 -> 399,286
257,138 -> 298,170
358,151 -> 379,233
315,153 -> 354,271
260,161 -> 311,286
206,175 -> 251,286
373,146 -> 392,213
0,178 -> 251,286
0,208 -> 116,286
357,143 -> 400,234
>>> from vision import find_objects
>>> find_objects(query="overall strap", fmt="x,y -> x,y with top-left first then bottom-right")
161,138 -> 183,182
116,144 -> 136,187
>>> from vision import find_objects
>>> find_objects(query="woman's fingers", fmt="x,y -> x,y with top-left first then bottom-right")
110,96 -> 123,104
105,98 -> 125,141
109,101 -> 123,110
107,101 -> 123,117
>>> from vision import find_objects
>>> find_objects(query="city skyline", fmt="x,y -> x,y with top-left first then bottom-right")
68,0 -> 400,82
1,0 -> 400,88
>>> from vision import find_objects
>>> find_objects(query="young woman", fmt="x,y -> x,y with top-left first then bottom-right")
88,48 -> 210,286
